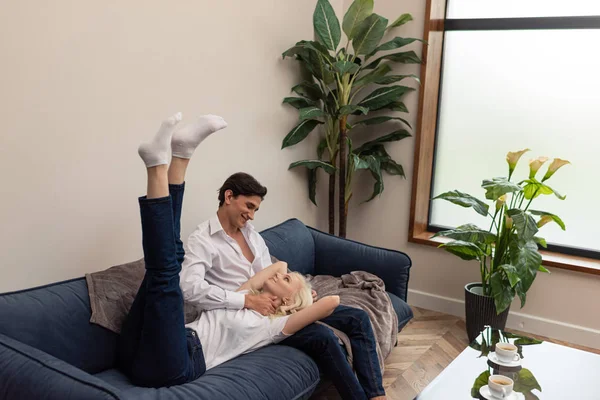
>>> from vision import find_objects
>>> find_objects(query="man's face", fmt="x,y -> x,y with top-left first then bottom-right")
224,191 -> 262,229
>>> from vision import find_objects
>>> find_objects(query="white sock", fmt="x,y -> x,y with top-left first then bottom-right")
138,112 -> 183,167
171,115 -> 228,159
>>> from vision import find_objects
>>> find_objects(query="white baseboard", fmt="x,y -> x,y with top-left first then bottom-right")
407,288 -> 600,350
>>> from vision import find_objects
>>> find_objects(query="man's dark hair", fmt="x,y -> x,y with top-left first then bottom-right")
218,172 -> 267,207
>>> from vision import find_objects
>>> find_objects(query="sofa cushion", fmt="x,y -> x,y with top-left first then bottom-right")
0,278 -> 117,374
387,292 -> 413,330
94,345 -> 319,400
260,219 -> 315,276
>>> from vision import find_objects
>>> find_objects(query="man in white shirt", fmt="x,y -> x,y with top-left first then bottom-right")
180,172 -> 386,399
180,172 -> 279,315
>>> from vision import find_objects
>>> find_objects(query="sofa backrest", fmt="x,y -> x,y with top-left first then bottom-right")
0,278 -> 117,374
260,218 -> 315,275
0,218 -> 315,376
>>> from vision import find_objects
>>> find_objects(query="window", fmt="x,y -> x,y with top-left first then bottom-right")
410,0 -> 600,273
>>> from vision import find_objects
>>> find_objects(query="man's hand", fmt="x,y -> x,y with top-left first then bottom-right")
244,293 -> 278,316
311,290 -> 318,302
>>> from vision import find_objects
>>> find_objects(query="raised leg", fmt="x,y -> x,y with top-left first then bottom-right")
118,114 -> 204,387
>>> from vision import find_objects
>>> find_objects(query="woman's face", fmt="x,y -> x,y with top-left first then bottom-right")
263,272 -> 303,302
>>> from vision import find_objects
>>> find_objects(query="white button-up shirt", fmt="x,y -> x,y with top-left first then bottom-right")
180,214 -> 272,310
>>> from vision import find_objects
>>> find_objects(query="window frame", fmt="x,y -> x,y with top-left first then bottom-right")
408,0 -> 600,275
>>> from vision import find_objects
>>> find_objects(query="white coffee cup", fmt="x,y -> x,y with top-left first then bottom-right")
488,375 -> 514,398
495,342 -> 520,363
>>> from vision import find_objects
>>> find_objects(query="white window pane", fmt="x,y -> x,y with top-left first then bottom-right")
430,30 -> 600,252
448,0 -> 600,19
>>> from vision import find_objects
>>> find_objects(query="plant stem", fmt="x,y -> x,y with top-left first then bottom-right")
329,170 -> 336,235
480,256 -> 487,294
338,115 -> 348,238
524,188 -> 539,211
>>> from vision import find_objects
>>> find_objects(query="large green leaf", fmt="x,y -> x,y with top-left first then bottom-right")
283,97 -> 317,109
364,155 -> 384,202
389,13 -> 413,28
365,51 -> 421,69
354,63 -> 392,87
373,74 -> 420,85
355,129 -> 411,153
358,85 -> 415,110
432,223 -> 496,245
432,190 -> 489,217
282,45 -> 305,59
342,0 -> 373,39
352,153 -> 371,170
352,14 -> 388,55
498,264 -> 520,287
282,119 -> 323,148
292,82 -> 323,101
317,137 -> 328,159
529,210 -> 566,230
533,236 -> 547,248
333,60 -> 359,76
288,159 -> 336,174
522,179 -> 566,200
298,106 -> 327,121
481,177 -> 522,200
338,105 -> 369,116
439,240 -> 484,261
381,159 -> 405,177
490,271 -> 516,314
507,209 -> 539,242
313,0 -> 341,51
303,50 -> 336,84
382,50 -> 422,63
353,115 -> 412,129
514,368 -> 542,394
510,239 -> 542,307
367,37 -> 422,58
386,101 -> 409,112
470,371 -> 490,398
308,168 -> 318,205
295,40 -> 335,62
289,160 -> 335,206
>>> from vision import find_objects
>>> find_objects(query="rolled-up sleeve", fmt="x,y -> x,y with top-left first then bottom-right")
180,233 -> 245,310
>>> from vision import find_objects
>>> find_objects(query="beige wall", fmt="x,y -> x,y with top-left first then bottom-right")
340,0 -> 600,346
0,0 -> 343,292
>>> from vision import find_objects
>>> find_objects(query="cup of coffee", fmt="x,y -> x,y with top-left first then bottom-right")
488,375 -> 514,398
495,343 -> 520,363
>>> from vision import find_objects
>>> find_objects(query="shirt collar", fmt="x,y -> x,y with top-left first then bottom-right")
209,214 -> 224,236
209,213 -> 255,236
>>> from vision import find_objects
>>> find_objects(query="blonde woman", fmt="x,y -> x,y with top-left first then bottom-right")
117,113 -> 386,400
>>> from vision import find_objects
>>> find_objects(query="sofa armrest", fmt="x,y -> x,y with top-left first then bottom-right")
0,333 -> 121,400
309,228 -> 412,301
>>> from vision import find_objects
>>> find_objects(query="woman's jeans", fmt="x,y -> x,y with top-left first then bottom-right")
117,183 -> 206,387
281,305 -> 385,399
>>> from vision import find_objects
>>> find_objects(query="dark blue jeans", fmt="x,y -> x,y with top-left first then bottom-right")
281,305 -> 385,399
117,183 -> 206,388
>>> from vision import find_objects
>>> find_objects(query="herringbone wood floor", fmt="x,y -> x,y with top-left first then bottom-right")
312,306 -> 600,400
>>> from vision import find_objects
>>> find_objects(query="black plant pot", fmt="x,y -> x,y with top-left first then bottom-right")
465,282 -> 510,343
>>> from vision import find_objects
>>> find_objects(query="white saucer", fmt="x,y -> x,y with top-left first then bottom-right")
479,385 -> 520,399
488,352 -> 522,367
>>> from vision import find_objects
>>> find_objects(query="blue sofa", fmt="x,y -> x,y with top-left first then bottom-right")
0,219 -> 412,400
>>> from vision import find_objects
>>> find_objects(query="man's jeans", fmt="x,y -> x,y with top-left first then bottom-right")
117,183 -> 206,387
281,305 -> 385,399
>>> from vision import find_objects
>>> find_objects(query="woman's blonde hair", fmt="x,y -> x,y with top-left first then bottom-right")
252,272 -> 313,318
